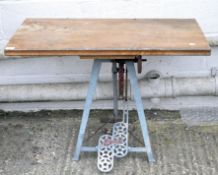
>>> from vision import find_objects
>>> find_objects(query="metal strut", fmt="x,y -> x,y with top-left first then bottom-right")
112,61 -> 118,118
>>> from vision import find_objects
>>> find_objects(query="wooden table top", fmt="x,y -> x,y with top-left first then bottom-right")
4,18 -> 211,58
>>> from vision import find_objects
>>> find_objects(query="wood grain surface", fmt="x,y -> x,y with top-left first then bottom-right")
4,18 -> 211,57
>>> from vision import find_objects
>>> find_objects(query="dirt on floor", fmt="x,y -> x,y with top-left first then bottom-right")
0,109 -> 218,175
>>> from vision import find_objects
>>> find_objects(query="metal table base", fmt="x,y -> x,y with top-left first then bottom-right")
73,59 -> 155,163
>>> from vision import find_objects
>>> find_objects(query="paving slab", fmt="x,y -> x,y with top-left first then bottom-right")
180,107 -> 218,126
0,110 -> 218,175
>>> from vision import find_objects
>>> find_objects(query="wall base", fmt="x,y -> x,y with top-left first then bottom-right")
1,96 -> 218,112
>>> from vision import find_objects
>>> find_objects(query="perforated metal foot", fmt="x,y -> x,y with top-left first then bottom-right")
112,122 -> 128,158
97,135 -> 114,172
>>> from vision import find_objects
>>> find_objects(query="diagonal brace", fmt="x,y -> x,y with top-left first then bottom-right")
126,61 -> 155,162
73,59 -> 102,160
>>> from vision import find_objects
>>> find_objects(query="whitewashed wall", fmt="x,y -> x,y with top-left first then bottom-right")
0,0 -> 218,111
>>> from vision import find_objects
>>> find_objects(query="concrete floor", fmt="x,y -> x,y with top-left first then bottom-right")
0,109 -> 218,175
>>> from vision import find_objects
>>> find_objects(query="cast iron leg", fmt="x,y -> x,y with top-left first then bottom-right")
73,60 -> 101,160
126,61 -> 155,162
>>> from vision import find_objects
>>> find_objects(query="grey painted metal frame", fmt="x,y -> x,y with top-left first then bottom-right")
73,59 -> 102,160
126,61 -> 155,162
73,59 -> 155,163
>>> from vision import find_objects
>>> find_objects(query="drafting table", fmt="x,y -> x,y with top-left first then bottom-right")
4,18 -> 211,163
